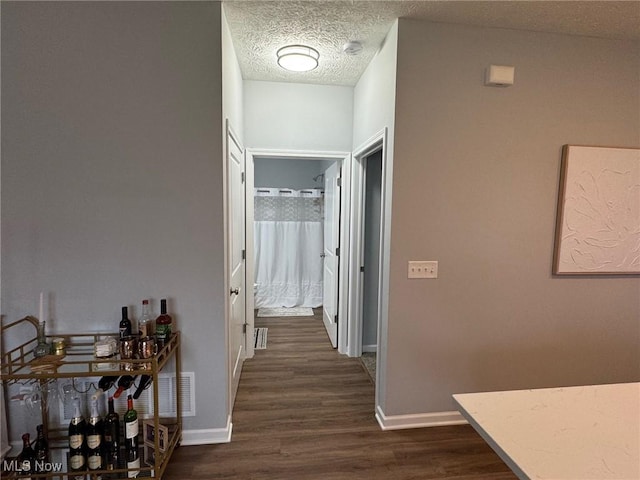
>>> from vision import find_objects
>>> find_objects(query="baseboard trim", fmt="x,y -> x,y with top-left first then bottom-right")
362,344 -> 377,353
375,405 -> 467,430
1,445 -> 11,460
181,415 -> 233,445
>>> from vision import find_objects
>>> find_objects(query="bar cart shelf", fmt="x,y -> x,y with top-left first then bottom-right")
1,316 -> 182,479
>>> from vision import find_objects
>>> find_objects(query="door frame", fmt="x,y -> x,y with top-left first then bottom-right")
245,149 -> 352,355
348,129 -> 389,369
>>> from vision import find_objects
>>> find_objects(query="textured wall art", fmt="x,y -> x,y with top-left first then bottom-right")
553,145 -> 640,274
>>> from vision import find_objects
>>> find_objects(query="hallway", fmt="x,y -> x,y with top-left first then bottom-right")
164,313 -> 515,479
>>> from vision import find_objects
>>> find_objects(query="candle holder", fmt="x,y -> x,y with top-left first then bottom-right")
33,321 -> 51,358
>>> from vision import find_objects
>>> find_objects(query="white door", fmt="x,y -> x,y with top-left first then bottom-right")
322,162 -> 341,347
227,123 -> 246,405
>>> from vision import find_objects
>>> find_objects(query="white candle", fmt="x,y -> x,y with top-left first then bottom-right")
39,292 -> 44,322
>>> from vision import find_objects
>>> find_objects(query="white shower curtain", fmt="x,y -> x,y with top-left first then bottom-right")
254,188 -> 324,308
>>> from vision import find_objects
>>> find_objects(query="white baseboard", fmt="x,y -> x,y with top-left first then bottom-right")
1,445 -> 11,460
181,415 -> 232,445
375,405 -> 467,430
362,344 -> 377,353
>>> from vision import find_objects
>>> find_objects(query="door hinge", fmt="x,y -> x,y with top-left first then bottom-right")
242,249 -> 246,260
335,247 -> 340,256
360,265 -> 365,273
334,315 -> 338,324
337,177 -> 342,187
241,172 -> 245,184
243,323 -> 248,334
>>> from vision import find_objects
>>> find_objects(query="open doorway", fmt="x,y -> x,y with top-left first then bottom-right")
347,128 -> 388,395
245,150 -> 351,358
360,149 -> 383,380
253,157 -> 330,311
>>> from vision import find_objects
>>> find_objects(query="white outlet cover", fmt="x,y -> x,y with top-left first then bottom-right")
408,261 -> 438,279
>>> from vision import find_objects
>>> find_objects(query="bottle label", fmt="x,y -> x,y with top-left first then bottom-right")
125,419 -> 138,439
127,457 -> 140,478
87,434 -> 101,450
70,453 -> 85,470
155,324 -> 169,339
88,454 -> 102,470
69,434 -> 84,450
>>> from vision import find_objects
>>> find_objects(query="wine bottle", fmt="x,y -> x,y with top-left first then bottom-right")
113,375 -> 137,399
68,397 -> 87,475
132,375 -> 152,400
138,299 -> 153,338
124,395 -> 139,478
155,299 -> 172,349
17,432 -> 36,477
98,375 -> 120,392
33,424 -> 49,471
104,396 -> 121,473
119,306 -> 132,339
86,396 -> 104,472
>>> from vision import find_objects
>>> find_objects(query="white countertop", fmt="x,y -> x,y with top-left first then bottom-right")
453,382 -> 640,480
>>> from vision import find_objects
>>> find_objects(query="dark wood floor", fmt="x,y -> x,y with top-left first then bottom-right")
163,312 -> 516,479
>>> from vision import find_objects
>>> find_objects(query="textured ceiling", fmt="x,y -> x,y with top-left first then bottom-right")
223,1 -> 640,86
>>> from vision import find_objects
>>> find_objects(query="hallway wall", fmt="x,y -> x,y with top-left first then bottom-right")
385,19 -> 640,417
351,20 -> 399,411
244,80 -> 353,152
1,1 -> 228,439
254,158 -> 332,190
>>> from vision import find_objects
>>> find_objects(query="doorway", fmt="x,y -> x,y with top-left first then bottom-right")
360,149 -> 383,379
360,150 -> 382,353
347,127 -> 389,398
245,150 -> 351,358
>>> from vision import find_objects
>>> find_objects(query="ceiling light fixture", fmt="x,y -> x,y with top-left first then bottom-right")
277,45 -> 319,72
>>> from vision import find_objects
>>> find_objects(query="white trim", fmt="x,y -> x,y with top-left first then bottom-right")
375,405 -> 467,430
245,148 -> 351,355
1,445 -> 11,460
348,128 -> 387,359
223,118 -> 232,430
362,344 -> 377,353
181,416 -> 233,445
8,441 -> 20,456
244,151 -> 255,359
337,154 -> 352,355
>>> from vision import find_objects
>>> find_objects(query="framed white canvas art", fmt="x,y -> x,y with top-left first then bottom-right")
553,145 -> 640,275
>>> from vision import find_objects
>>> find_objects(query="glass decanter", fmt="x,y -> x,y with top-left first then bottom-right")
34,321 -> 51,358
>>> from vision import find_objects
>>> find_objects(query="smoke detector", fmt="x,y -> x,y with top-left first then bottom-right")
342,41 -> 363,56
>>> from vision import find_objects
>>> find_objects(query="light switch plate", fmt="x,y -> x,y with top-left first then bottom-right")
408,261 -> 438,279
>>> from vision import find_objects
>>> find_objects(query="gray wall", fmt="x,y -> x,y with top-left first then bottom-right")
352,21 -> 398,410
244,80 -> 353,151
1,1 -> 227,438
352,21 -> 398,151
384,19 -> 640,415
222,5 -> 244,143
254,158 -> 332,190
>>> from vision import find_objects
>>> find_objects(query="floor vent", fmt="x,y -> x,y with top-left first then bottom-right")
58,372 -> 195,424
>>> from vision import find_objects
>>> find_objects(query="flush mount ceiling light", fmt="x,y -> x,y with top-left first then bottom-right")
277,45 -> 319,72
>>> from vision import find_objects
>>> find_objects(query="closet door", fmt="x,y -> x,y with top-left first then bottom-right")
227,122 -> 246,405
